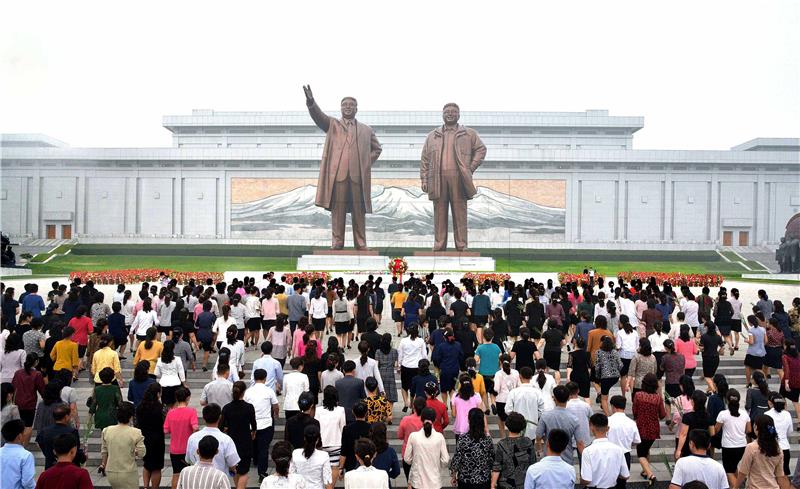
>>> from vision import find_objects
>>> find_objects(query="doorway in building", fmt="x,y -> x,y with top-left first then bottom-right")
62,225 -> 72,239
723,231 -> 733,246
46,225 -> 56,239
738,231 -> 749,246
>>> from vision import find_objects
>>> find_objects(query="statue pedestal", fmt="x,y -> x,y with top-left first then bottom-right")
742,273 -> 800,282
297,251 -> 388,271
404,253 -> 495,272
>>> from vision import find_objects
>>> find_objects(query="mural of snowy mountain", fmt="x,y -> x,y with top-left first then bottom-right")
231,184 -> 565,241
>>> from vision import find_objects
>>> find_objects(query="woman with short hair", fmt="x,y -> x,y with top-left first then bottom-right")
99,402 -> 146,489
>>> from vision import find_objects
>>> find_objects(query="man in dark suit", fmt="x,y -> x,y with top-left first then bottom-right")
304,85 -> 382,250
35,404 -> 86,469
335,360 -> 367,424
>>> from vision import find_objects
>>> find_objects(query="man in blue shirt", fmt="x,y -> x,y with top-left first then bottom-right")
251,341 -> 283,394
575,311 -> 595,346
525,428 -> 576,489
0,419 -> 36,489
20,284 -> 45,319
286,284 -> 308,332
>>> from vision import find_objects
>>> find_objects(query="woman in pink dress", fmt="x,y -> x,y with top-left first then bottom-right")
674,324 -> 699,377
450,373 -> 484,441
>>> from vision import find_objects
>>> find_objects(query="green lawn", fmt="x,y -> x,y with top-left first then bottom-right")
20,244 -> 752,278
28,255 -> 297,275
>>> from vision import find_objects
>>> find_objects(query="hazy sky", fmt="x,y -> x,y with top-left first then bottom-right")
1,1 -> 798,150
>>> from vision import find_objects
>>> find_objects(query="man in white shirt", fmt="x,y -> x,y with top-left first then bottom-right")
618,291 -> 640,329
185,404 -> 240,476
505,367 -> 545,440
244,368 -> 280,482
580,413 -> 629,489
178,435 -> 231,489
200,364 -> 233,408
606,396 -> 640,474
669,429 -> 729,489
255,274 -> 271,294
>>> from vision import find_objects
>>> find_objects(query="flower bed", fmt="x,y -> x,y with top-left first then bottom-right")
557,272 -> 724,287
617,272 -> 724,287
69,269 -> 223,285
282,271 -> 332,284
462,272 -> 512,284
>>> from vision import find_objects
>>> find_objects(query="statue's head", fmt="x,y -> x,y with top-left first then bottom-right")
340,97 -> 357,120
442,103 -> 460,125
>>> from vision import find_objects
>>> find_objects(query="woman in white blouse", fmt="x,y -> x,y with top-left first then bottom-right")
344,439 -> 389,489
130,298 -> 160,347
532,357 -> 556,411
290,424 -> 333,489
121,291 -> 136,351
153,340 -> 185,408
314,386 -> 346,484
397,325 -> 427,412
615,316 -> 639,398
309,288 -> 329,334
404,407 -> 449,489
354,341 -> 384,394
212,305 -> 237,350
213,325 -> 245,381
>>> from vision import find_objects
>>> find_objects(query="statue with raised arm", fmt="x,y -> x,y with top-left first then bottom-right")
303,85 -> 382,250
420,103 -> 487,251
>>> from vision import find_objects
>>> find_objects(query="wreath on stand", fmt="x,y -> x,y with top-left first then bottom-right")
388,257 -> 408,282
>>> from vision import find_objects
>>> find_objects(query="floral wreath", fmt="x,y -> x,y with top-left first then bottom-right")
388,257 -> 408,282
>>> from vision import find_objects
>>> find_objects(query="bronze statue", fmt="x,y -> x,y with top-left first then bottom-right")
420,103 -> 487,251
776,213 -> 800,273
303,85 -> 382,250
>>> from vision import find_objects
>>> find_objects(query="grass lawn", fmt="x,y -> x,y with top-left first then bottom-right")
21,244 -> 753,278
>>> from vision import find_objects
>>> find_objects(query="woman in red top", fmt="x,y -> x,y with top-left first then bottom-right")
781,339 -> 800,420
67,305 -> 94,371
633,373 -> 666,485
11,354 -> 45,445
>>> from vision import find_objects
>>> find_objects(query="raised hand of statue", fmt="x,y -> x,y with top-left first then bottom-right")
303,85 -> 314,103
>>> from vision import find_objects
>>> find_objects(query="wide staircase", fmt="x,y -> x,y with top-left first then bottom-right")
26,345 -> 795,488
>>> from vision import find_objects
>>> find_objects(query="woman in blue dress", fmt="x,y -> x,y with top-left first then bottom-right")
402,291 -> 423,332
432,328 -> 463,407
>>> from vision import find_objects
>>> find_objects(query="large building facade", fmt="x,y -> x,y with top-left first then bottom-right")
1,109 -> 798,249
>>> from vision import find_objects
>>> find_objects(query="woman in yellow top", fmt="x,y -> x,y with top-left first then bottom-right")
133,328 -> 163,374
50,326 -> 80,380
92,334 -> 124,387
465,357 -> 487,409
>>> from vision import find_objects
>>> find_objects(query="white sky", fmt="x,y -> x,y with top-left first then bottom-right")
1,0 -> 798,150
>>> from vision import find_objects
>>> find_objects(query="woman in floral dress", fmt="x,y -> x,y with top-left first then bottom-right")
375,333 -> 398,416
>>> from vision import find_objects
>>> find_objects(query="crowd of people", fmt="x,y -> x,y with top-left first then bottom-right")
0,271 -> 799,489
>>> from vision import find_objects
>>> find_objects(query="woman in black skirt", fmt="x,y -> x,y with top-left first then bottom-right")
700,321 -> 725,392
567,335 -> 591,401
220,381 -> 257,489
355,285 -> 372,336
136,382 -> 164,489
503,291 -> 524,341
764,318 -> 786,380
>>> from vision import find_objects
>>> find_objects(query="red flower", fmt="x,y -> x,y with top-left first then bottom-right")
556,272 -> 723,288
462,272 -> 511,284
69,269 -> 223,285
283,272 -> 331,284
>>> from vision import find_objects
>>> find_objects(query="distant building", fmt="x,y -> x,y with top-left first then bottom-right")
1,110 -> 798,248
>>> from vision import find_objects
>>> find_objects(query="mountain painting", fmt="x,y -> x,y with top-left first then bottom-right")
230,178 -> 566,246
